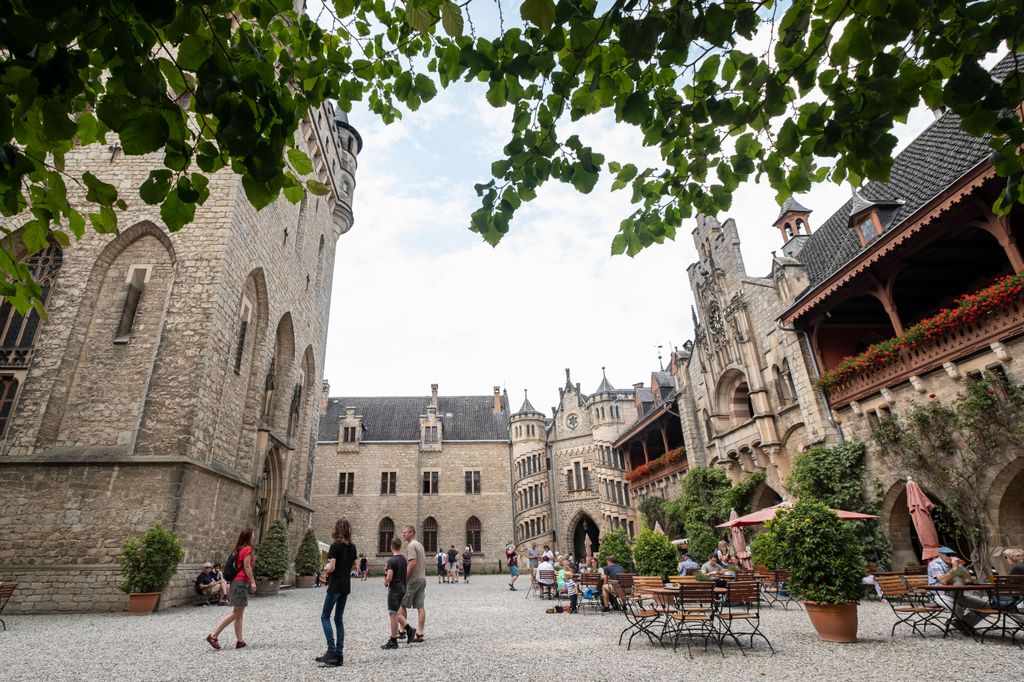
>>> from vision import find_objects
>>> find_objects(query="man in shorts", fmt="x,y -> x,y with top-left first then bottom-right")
446,545 -> 459,583
506,540 -> 520,591
399,525 -> 427,643
381,538 -> 407,650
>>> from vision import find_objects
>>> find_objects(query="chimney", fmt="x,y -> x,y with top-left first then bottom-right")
431,383 -> 438,410
321,380 -> 330,413
493,386 -> 501,412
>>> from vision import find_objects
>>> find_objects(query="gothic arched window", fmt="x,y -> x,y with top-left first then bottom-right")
466,516 -> 481,552
422,516 -> 438,553
378,517 -> 395,554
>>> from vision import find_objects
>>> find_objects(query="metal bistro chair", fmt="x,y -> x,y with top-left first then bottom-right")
762,569 -> 801,610
901,574 -> 932,606
668,582 -> 720,657
716,580 -> 774,655
973,576 -> 1024,647
578,573 -> 604,614
903,564 -> 928,576
616,583 -> 665,650
875,575 -> 944,638
0,582 -> 16,630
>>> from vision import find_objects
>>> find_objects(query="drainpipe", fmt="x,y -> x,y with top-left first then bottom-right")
546,439 -> 559,554
776,319 -> 845,444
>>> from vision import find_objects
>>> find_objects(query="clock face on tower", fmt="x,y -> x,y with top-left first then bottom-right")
566,414 -> 580,430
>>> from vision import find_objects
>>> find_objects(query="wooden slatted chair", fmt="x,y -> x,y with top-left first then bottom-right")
762,569 -> 801,610
668,582 -> 720,657
578,573 -> 604,614
537,569 -> 558,602
615,582 -> 664,650
973,576 -> 1024,647
0,582 -> 16,631
716,580 -> 774,655
875,575 -> 943,638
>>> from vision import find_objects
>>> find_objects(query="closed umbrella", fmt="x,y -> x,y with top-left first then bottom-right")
653,521 -> 665,535
906,477 -> 939,561
585,534 -> 593,563
728,508 -> 751,569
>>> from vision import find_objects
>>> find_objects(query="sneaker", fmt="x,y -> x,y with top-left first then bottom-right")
329,653 -> 344,666
509,585 -> 517,591
315,651 -> 336,663
405,625 -> 417,642
381,639 -> 399,650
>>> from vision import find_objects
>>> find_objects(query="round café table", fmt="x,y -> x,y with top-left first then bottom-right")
922,583 -> 990,640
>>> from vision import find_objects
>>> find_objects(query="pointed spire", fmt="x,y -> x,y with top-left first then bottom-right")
595,367 -> 615,394
774,196 -> 811,223
850,186 -> 876,215
564,367 -> 573,390
516,389 -> 538,415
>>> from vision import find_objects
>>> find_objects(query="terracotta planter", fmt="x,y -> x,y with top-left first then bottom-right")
255,578 -> 280,596
295,575 -> 316,588
803,601 -> 859,642
128,592 -> 161,615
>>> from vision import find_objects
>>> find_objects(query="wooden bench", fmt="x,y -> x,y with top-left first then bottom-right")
0,582 -> 16,630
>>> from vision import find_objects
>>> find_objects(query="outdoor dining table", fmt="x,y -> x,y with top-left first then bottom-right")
922,583 -> 990,640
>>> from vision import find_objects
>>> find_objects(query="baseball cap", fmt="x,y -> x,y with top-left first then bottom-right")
938,547 -> 956,555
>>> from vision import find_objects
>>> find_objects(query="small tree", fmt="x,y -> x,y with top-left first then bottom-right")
638,496 -> 673,536
633,521 -> 677,581
596,528 -> 633,570
767,499 -> 865,604
750,531 -> 781,570
295,527 -> 321,577
255,520 -> 290,580
118,520 -> 185,594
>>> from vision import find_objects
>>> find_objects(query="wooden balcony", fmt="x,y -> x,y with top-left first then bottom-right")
627,457 -> 688,490
826,297 -> 1024,407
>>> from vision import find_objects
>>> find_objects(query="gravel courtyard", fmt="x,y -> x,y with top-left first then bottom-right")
1,575 -> 1011,681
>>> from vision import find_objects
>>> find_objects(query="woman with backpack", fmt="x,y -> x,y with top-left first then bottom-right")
206,528 -> 256,650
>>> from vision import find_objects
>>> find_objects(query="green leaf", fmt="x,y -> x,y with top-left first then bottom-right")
177,35 -> 209,70
520,0 -> 556,32
243,175 -> 277,209
287,148 -> 314,175
140,169 -> 173,205
406,3 -> 432,32
306,179 -> 331,196
160,190 -> 196,231
441,1 -> 463,37
88,205 -> 118,233
82,172 -> 118,205
118,111 -> 170,155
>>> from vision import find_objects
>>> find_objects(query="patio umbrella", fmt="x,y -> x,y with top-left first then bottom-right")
584,533 -> 593,563
906,477 -> 940,561
728,508 -> 752,568
654,521 -> 665,535
717,501 -> 878,528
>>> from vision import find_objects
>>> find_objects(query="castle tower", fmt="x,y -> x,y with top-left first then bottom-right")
0,90 -> 359,612
510,390 -> 554,552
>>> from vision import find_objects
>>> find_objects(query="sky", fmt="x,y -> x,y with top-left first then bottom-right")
319,10 -> 941,414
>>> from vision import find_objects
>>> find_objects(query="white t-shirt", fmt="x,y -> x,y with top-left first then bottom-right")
437,551 -> 446,566
542,550 -> 554,561
537,560 -> 555,584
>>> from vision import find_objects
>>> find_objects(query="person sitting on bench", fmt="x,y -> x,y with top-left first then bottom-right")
196,562 -> 228,605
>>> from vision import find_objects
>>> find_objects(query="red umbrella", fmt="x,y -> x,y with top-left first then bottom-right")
906,477 -> 939,561
717,501 -> 878,528
728,508 -> 751,568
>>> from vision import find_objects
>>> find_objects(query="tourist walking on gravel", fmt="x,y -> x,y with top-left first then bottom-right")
381,537 -> 408,650
436,547 -> 447,584
359,554 -> 368,581
206,528 -> 256,650
317,518 -> 357,667
506,540 -> 520,591
447,545 -> 459,583
462,546 -> 473,583
400,525 -> 427,643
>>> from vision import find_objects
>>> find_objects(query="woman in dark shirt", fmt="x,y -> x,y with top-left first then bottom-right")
316,518 -> 357,667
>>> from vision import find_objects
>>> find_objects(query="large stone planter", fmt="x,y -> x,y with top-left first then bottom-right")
255,578 -> 280,597
295,575 -> 316,588
804,601 -> 859,642
128,592 -> 161,615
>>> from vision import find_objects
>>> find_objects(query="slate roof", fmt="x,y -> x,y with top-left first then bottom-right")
319,395 -> 510,442
775,196 -> 811,222
594,368 -> 615,394
516,390 -> 540,415
788,47 -> 1024,291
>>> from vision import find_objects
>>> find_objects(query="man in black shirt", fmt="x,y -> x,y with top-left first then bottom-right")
381,538 -> 408,650
447,545 -> 459,583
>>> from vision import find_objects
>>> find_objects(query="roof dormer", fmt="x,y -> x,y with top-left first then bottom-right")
338,405 -> 363,453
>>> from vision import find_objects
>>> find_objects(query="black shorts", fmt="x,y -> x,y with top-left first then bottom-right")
387,589 -> 405,613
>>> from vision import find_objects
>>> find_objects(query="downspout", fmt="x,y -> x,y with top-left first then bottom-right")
776,319 -> 846,444
546,439 -> 559,553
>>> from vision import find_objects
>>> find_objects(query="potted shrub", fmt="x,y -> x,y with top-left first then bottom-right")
596,527 -> 634,570
633,522 -> 678,582
254,519 -> 290,596
118,520 -> 185,615
767,499 -> 866,642
294,527 -> 321,588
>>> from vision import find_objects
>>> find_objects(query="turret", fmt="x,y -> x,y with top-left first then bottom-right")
773,197 -> 812,245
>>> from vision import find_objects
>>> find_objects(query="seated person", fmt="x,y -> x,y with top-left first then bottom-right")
1004,547 -> 1024,575
927,547 -> 986,630
195,562 -> 227,605
536,557 -> 556,598
701,554 -> 724,576
678,554 -> 699,575
601,556 -> 625,612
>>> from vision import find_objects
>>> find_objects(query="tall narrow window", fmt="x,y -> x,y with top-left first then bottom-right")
582,467 -> 591,490
337,472 -> 354,495
114,265 -> 149,343
574,461 -> 582,490
466,516 -> 482,552
422,471 -> 439,495
380,471 -> 396,495
465,470 -> 481,494
234,297 -> 252,374
566,469 -> 574,492
0,375 -> 19,436
315,234 -> 325,293
378,517 -> 395,554
423,517 -> 438,553
424,425 -> 438,443
294,195 -> 308,257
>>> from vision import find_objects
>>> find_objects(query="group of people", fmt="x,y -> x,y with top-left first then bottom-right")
203,520 -> 431,666
435,545 -> 472,583
925,545 -> 1024,632
194,562 -> 230,605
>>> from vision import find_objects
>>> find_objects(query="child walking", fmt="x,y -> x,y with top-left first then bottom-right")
565,571 -> 579,614
380,538 -> 408,650
359,554 -> 368,581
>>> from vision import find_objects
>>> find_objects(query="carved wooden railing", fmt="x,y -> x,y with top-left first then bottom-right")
627,457 -> 689,490
826,298 -> 1024,407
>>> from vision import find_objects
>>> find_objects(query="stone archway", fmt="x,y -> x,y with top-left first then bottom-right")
571,513 -> 600,560
989,456 -> 1024,548
258,446 -> 289,541
881,480 -> 971,568
749,481 -> 783,511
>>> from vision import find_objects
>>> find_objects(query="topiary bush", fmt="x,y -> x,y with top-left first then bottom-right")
295,527 -> 321,576
750,531 -> 780,569
686,527 -> 719,566
255,519 -> 290,580
596,528 -> 633,570
766,499 -> 866,604
633,523 -> 677,581
118,520 -> 185,594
